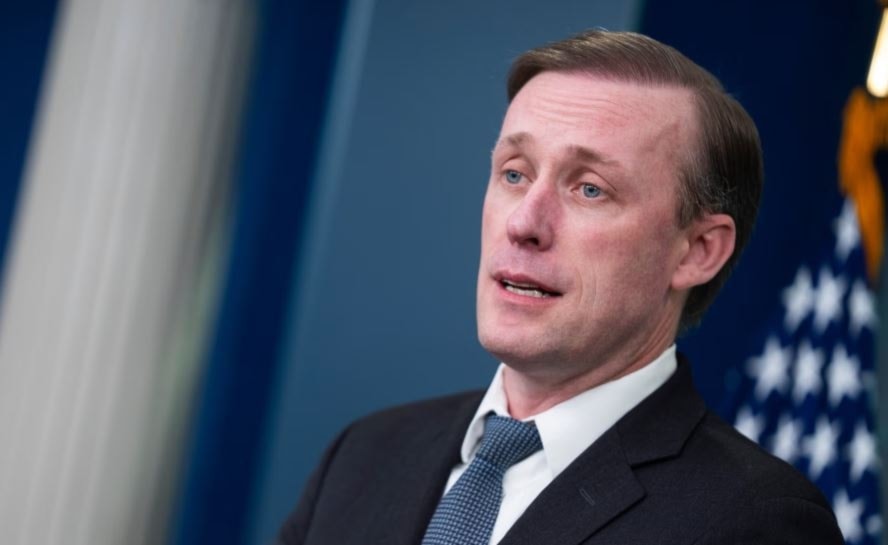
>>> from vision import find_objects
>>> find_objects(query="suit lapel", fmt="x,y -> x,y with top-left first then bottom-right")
499,430 -> 645,545
500,357 -> 706,545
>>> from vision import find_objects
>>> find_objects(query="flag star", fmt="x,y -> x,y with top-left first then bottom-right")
771,416 -> 801,462
802,416 -> 839,479
834,199 -> 861,262
867,515 -> 882,536
847,423 -> 878,482
826,344 -> 862,407
833,489 -> 865,543
734,407 -> 764,443
813,267 -> 846,332
746,337 -> 792,401
782,267 -> 815,332
792,341 -> 823,403
848,280 -> 877,337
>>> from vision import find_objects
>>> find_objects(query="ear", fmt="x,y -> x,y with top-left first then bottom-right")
671,213 -> 736,291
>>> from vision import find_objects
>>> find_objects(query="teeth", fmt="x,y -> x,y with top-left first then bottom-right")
505,280 -> 537,289
504,284 -> 550,298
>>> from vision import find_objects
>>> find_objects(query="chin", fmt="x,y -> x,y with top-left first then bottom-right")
478,327 -> 555,368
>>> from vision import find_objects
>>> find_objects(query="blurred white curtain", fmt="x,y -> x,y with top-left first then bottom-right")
0,0 -> 255,543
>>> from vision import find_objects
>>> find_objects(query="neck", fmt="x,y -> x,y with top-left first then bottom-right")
501,334 -> 675,420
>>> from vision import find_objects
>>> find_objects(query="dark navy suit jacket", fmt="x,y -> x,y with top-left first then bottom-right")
277,359 -> 844,544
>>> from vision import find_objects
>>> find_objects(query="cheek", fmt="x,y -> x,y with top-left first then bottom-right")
578,219 -> 679,295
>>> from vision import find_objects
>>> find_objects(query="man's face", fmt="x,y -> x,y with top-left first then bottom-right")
476,71 -> 699,379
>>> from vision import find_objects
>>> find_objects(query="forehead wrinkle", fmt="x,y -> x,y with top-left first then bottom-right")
530,91 -> 640,130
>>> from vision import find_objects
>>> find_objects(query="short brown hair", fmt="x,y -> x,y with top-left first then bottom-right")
508,29 -> 763,330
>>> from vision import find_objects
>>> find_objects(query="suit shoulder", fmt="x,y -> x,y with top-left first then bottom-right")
681,412 -> 844,543
690,410 -> 830,505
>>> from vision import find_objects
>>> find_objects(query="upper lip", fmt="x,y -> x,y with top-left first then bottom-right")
494,271 -> 562,295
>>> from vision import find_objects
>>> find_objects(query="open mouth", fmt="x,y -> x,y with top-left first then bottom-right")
500,278 -> 561,298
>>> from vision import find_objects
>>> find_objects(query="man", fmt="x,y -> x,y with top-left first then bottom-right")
277,30 -> 844,544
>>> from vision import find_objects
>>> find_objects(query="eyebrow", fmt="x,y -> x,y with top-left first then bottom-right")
492,132 -> 531,153
564,144 -> 620,168
493,131 -> 621,168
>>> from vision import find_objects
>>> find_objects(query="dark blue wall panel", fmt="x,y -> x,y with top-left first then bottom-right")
170,2 -> 347,544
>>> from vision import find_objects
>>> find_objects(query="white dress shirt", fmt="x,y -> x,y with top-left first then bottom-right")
442,345 -> 678,544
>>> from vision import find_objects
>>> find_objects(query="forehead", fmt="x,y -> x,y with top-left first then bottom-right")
499,71 -> 698,175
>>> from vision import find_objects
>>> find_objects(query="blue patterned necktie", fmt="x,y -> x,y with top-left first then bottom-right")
422,413 -> 543,545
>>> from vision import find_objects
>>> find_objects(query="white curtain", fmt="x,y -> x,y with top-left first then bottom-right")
0,0 -> 255,543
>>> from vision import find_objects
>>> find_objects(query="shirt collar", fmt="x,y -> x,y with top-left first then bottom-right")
459,345 -> 678,478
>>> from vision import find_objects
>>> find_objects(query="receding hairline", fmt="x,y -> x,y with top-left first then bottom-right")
506,30 -> 725,102
512,67 -> 713,97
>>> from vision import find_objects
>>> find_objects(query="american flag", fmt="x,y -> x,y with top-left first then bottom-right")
730,198 -> 881,544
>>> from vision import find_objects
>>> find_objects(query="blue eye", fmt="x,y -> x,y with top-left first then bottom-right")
581,184 -> 602,198
504,170 -> 523,184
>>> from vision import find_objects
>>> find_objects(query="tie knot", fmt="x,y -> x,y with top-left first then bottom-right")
475,413 -> 543,470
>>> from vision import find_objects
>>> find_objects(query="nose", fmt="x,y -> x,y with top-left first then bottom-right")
506,182 -> 556,250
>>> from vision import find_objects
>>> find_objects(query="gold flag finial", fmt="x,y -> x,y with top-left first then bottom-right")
836,5 -> 888,284
838,88 -> 886,284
